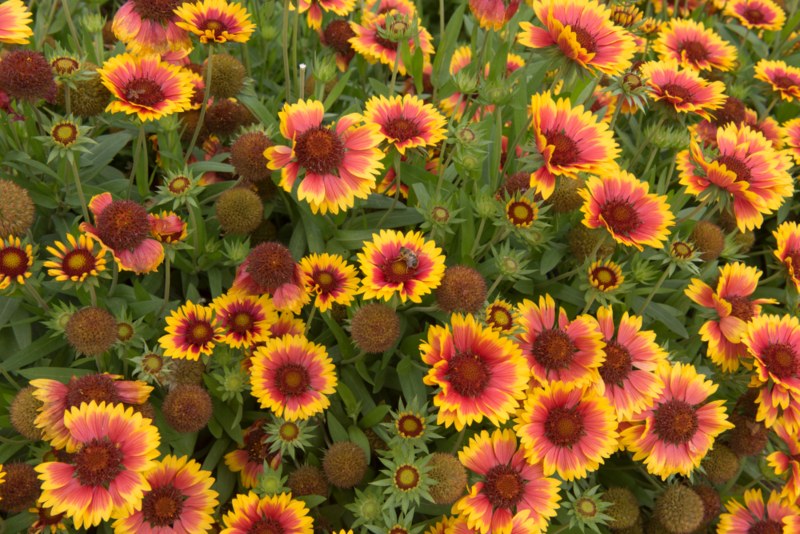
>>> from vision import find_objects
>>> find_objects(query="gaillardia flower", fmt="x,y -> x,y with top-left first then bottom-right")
743,314 -> 800,401
517,0 -> 635,76
0,0 -> 33,44
349,13 -> 435,76
774,221 -> 800,292
231,242 -> 310,314
528,91 -> 620,200
31,373 -> 153,451
580,171 -> 675,251
112,455 -> 218,534
298,253 -> 359,312
98,53 -> 194,122
785,118 -> 800,164
621,362 -> 732,479
35,402 -> 161,529
453,429 -> 560,534
363,94 -> 447,155
44,233 -> 107,283
767,422 -> 800,501
220,492 -> 313,534
159,301 -> 224,360
717,489 -> 800,533
357,229 -> 446,303
515,382 -> 618,480
725,0 -> 786,31
516,294 -> 605,389
112,0 -> 192,54
265,99 -> 385,214
587,260 -> 624,293
685,262 -> 776,372
297,0 -> 355,30
485,299 -> 515,332
224,420 -> 281,488
469,0 -> 520,31
639,59 -> 726,120
653,19 -> 737,72
594,306 -> 667,420
250,335 -> 337,421
0,235 -> 33,290
754,59 -> 800,102
174,0 -> 256,43
677,123 -> 793,232
149,211 -> 187,244
212,292 -> 278,348
420,314 -> 529,430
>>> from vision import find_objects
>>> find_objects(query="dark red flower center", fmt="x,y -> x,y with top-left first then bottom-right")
712,97 -> 746,127
726,296 -> 756,321
323,20 -> 356,56
141,483 -> 185,527
117,322 -> 134,341
247,242 -> 296,292
65,374 -> 120,409
228,310 -> 255,334
679,40 -> 709,62
599,199 -> 642,237
248,517 -> 285,534
786,249 -> 800,273
761,342 -> 799,379
748,520 -> 784,534
743,7 -> 765,23
0,247 -> 28,278
61,249 -> 97,278
96,200 -> 150,251
571,25 -> 596,53
590,266 -> 620,291
484,464 -> 525,509
653,399 -> 699,444
599,340 -> 632,386
544,130 -> 580,167
313,270 -> 337,293
245,427 -> 271,463
167,175 -> 191,194
716,155 -> 752,183
185,319 -> 214,346
507,201 -> 536,226
274,363 -> 311,397
671,241 -> 694,259
532,328 -> 577,371
544,406 -> 585,447
381,252 -> 419,284
389,528 -> 409,534
446,352 -> 491,398
397,414 -> 424,438
661,82 -> 694,102
201,19 -> 228,33
773,75 -> 797,90
52,123 -> 78,146
394,464 -> 420,491
73,437 -> 125,488
132,0 -> 183,21
294,126 -> 344,175
384,117 -> 420,142
124,78 -> 166,108
52,56 -> 80,76
487,305 -> 513,330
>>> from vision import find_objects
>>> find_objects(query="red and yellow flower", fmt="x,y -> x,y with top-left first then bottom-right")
469,0 -> 520,31
357,229 -> 446,303
212,292 -> 278,348
250,335 -> 337,421
265,99 -> 385,214
744,314 -> 800,402
35,402 -> 161,529
231,244 -> 310,315
363,94 -> 447,155
653,19 -> 737,72
0,0 -> 33,44
725,0 -> 786,31
516,294 -> 605,389
112,0 -> 192,54
528,91 -> 620,200
269,312 -> 306,338
224,420 -> 281,488
174,0 -> 255,43
98,54 -> 194,122
298,253 -> 359,312
515,382 -> 618,480
517,0 -> 635,76
621,362 -> 732,479
717,489 -> 800,533
44,233 -> 107,283
420,314 -> 529,430
505,197 -> 538,228
113,455 -> 218,534
453,429 -> 560,534
677,123 -> 793,232
639,59 -> 726,120
587,260 -> 624,293
774,221 -> 800,292
485,299 -> 515,333
767,421 -> 800,502
685,262 -> 777,372
349,13 -> 435,75
80,192 -> 166,274
31,373 -> 153,451
755,59 -> 800,102
159,301 -> 224,360
784,118 -> 800,164
221,492 -> 313,534
149,211 -> 187,244
297,0 -> 355,30
594,306 -> 667,420
0,235 -> 33,290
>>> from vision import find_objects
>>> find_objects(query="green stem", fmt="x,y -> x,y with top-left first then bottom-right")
184,45 -> 214,163
469,217 -> 488,257
282,0 -> 292,101
88,285 -> 97,307
389,51 -> 401,96
581,293 -> 596,314
676,196 -> 709,225
69,155 -> 90,222
638,269 -> 669,316
160,255 -> 171,314
451,428 -> 466,454
292,5 -> 300,93
108,262 -> 118,297
24,284 -> 50,312
64,86 -> 72,115
486,275 -> 504,298
305,306 -> 317,335
607,95 -> 623,132
377,153 -> 402,227
60,0 -> 83,54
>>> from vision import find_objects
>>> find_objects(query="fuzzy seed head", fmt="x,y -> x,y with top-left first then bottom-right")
350,303 -> 401,353
323,441 -> 367,488
162,384 -> 213,433
216,187 -> 264,235
65,307 -> 119,356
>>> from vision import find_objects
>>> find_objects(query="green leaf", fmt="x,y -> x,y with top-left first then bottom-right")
337,381 -> 361,420
539,245 -> 566,275
79,132 -> 134,179
0,335 -> 65,373
323,70 -> 354,109
327,412 -> 350,442
360,404 -> 391,428
348,425 -> 371,463
397,356 -> 428,403
202,436 -> 232,471
17,367 -> 93,381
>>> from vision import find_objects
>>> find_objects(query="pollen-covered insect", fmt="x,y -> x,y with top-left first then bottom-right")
398,246 -> 419,269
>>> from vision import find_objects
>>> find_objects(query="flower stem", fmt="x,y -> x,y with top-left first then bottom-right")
377,152 -> 402,227
638,268 -> 669,316
24,284 -> 50,312
60,0 -> 83,55
305,306 -> 317,335
160,255 -> 171,315
184,45 -> 214,163
69,155 -> 90,222
486,275 -> 504,298
281,0 -> 292,101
